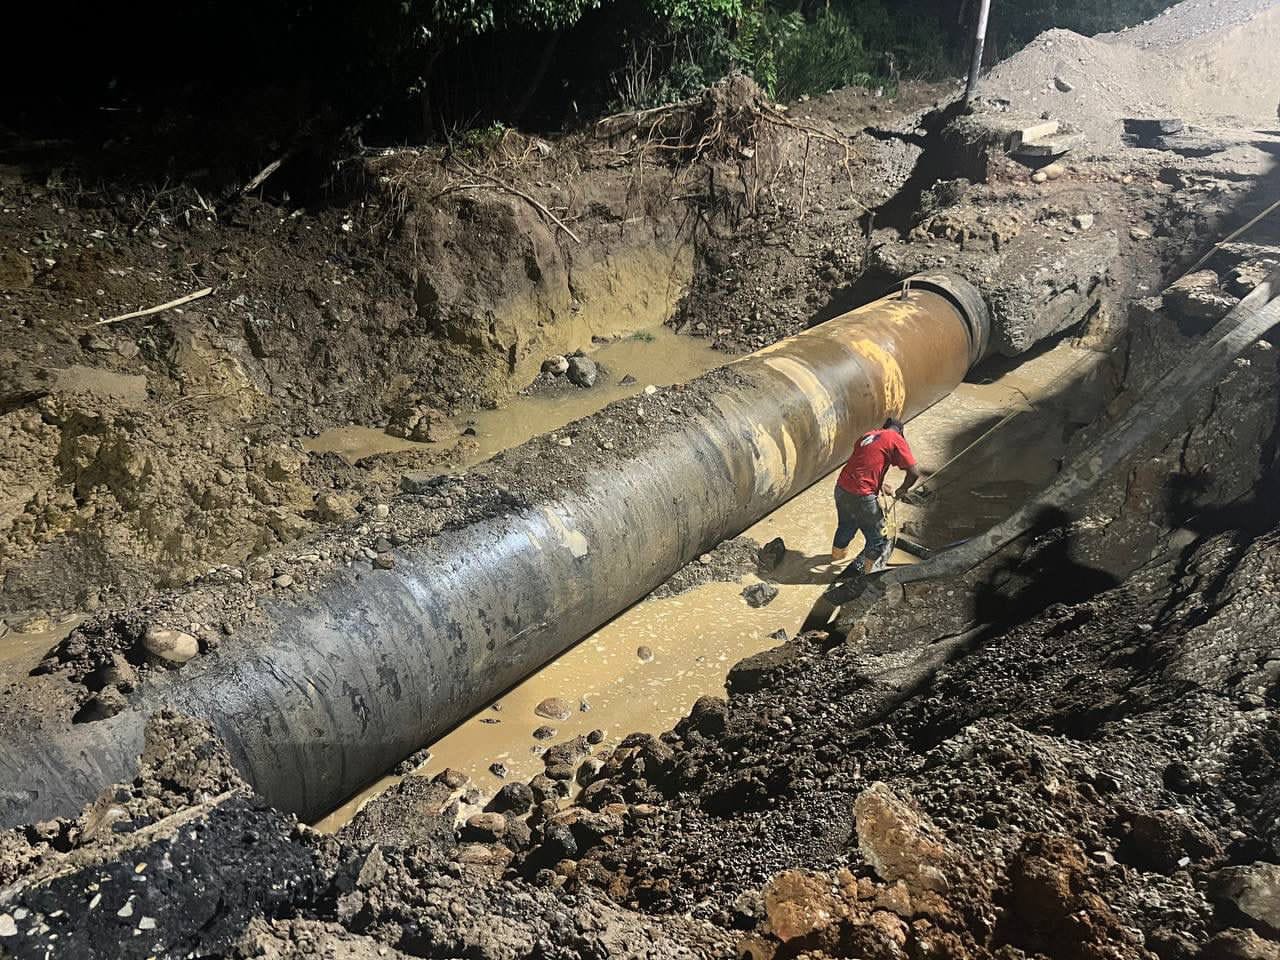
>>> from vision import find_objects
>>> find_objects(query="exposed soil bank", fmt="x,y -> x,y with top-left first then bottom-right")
1,77 -> 957,620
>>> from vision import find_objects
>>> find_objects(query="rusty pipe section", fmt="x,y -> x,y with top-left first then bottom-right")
0,274 -> 987,827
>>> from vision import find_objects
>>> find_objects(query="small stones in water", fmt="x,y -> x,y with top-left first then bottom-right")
395,747 -> 431,775
489,761 -> 508,779
535,697 -> 573,721
742,582 -> 779,608
586,728 -> 605,745
272,574 -> 294,589
556,436 -> 573,447
1072,212 -> 1095,230
0,914 -> 16,938
542,355 -> 569,376
533,725 -> 557,741
757,536 -> 787,572
373,554 -> 395,570
619,374 -> 637,386
643,384 -> 658,395
636,645 -> 654,662
433,768 -> 469,789
138,917 -> 156,931
142,626 -> 199,665
567,355 -> 597,388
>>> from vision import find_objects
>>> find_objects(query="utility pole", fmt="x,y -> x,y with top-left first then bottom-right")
964,0 -> 992,105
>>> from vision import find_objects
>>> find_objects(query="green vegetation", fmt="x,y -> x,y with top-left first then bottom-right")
605,0 -> 958,111
41,0 -> 1181,187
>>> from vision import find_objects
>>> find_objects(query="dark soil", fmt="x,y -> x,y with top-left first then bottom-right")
4,341 -> 1280,958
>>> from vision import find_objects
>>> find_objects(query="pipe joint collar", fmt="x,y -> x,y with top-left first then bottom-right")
904,272 -> 990,368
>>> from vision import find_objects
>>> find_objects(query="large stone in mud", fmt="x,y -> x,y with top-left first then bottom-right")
757,536 -> 787,573
762,869 -> 845,942
567,355 -> 598,388
1120,809 -> 1219,873
1200,928 -> 1280,960
726,643 -> 801,695
487,782 -> 534,816
534,697 -> 573,721
1163,269 -> 1239,332
1210,863 -> 1280,933
676,695 -> 728,739
742,581 -> 779,608
986,231 -> 1120,356
853,782 -> 950,894
339,777 -> 458,850
143,626 -> 199,665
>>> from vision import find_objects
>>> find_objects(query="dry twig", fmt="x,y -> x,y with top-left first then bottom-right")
241,152 -> 292,196
95,287 -> 214,326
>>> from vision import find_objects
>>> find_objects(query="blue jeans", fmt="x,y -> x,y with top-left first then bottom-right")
833,485 -> 888,564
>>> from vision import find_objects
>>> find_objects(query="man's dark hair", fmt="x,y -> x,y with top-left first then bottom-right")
883,417 -> 905,435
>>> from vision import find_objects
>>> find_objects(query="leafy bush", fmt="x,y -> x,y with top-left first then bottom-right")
774,9 -> 877,101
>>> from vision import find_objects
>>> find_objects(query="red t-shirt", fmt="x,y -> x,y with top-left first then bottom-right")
836,429 -> 917,495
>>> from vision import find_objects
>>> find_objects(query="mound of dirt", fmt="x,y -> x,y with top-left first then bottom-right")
979,0 -> 1280,150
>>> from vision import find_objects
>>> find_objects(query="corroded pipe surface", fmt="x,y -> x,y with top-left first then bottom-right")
0,274 -> 987,827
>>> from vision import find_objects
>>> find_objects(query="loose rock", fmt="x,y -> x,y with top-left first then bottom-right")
567,356 -> 598,388
535,697 -> 574,721
742,582 -> 779,608
142,626 -> 199,665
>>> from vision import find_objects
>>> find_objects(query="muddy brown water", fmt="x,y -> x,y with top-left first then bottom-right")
0,616 -> 82,681
313,340 -> 1107,832
305,327 -> 727,468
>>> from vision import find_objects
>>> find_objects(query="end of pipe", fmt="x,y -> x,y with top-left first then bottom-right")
904,273 -> 990,369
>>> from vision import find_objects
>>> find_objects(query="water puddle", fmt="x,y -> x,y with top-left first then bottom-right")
313,339 -> 1106,831
0,615 -> 82,680
304,326 -> 726,468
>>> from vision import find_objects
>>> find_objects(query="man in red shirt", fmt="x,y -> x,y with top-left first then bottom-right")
832,418 -> 922,572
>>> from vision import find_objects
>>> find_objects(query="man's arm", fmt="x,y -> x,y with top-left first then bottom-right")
892,437 -> 922,498
895,462 -> 922,499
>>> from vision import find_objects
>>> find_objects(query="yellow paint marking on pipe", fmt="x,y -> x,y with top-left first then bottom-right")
747,422 -> 796,497
848,338 -> 906,416
760,355 -> 840,455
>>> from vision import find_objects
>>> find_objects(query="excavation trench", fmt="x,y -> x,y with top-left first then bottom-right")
1,275 -> 991,827
315,331 -> 1110,829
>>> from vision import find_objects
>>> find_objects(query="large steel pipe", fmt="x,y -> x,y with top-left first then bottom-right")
0,274 -> 988,827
